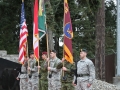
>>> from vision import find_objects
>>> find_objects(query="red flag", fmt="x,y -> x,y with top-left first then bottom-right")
19,1 -> 28,64
63,0 -> 73,64
33,0 -> 39,61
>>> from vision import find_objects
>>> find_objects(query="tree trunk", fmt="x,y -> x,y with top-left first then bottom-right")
95,0 -> 105,81
48,30 -> 54,50
46,1 -> 55,51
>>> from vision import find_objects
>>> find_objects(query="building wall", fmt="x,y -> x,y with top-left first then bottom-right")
0,50 -> 19,63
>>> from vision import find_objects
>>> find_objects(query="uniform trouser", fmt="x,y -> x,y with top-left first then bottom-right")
20,78 -> 28,90
48,79 -> 61,90
75,78 -> 92,90
28,76 -> 39,90
40,79 -> 48,90
61,82 -> 74,90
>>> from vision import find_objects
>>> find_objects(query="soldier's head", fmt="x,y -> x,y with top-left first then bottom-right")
42,51 -> 47,60
50,50 -> 57,59
30,52 -> 34,59
80,49 -> 87,59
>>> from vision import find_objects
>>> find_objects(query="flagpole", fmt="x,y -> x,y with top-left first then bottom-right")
62,0 -> 65,77
26,41 -> 30,74
46,24 -> 50,73
38,37 -> 40,73
38,35 -> 40,73
63,38 -> 65,77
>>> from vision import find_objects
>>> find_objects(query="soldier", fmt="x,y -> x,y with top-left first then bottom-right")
39,52 -> 48,90
73,49 -> 95,90
62,60 -> 75,90
47,50 -> 64,90
17,56 -> 28,90
27,52 -> 40,90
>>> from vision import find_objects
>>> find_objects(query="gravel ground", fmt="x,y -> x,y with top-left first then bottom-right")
92,79 -> 120,90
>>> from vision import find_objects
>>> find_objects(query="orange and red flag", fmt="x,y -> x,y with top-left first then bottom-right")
33,0 -> 39,61
63,0 -> 73,64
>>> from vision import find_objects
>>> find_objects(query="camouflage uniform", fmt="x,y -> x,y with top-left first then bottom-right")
61,61 -> 75,90
48,57 -> 62,90
39,60 -> 48,90
74,58 -> 95,90
18,61 -> 28,90
28,58 -> 39,90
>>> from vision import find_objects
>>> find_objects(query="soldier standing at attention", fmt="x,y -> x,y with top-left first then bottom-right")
27,52 -> 40,90
17,56 -> 28,90
73,49 -> 95,90
47,50 -> 64,90
39,52 -> 48,90
62,60 -> 75,90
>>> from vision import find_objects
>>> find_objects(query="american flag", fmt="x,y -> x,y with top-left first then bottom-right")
19,2 -> 28,64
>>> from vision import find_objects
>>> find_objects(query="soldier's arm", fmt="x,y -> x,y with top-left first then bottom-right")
73,75 -> 76,84
50,68 -> 60,72
50,63 -> 61,72
30,66 -> 38,72
24,61 -> 28,67
88,61 -> 95,84
67,63 -> 75,73
40,66 -> 47,72
17,73 -> 20,78
50,60 -> 62,72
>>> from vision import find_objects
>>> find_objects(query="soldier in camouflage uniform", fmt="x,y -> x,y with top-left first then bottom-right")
17,56 -> 28,90
62,60 -> 75,90
27,52 -> 40,90
73,49 -> 95,90
39,52 -> 48,90
47,50 -> 64,90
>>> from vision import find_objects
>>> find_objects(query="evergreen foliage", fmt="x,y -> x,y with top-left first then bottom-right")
0,0 -> 116,59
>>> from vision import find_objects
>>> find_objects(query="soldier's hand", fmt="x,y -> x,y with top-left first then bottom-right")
38,66 -> 41,69
46,58 -> 49,62
87,83 -> 91,87
16,77 -> 19,80
28,67 -> 31,70
62,67 -> 67,71
26,78 -> 28,82
61,58 -> 65,62
48,67 -> 51,71
72,81 -> 77,86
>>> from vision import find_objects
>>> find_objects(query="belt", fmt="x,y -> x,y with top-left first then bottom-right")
77,74 -> 89,77
21,72 -> 27,74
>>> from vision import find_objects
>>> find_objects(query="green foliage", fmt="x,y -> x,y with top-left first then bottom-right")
0,0 -> 116,59
0,0 -> 33,54
105,1 -> 116,55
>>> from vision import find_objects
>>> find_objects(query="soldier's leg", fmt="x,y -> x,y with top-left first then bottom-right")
43,80 -> 48,90
20,78 -> 28,90
28,78 -> 32,90
48,79 -> 53,90
39,79 -> 41,90
20,79 -> 22,90
75,78 -> 82,90
31,77 -> 39,90
67,82 -> 74,90
55,80 -> 61,90
61,82 -> 67,90
41,80 -> 48,90
80,80 -> 92,90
